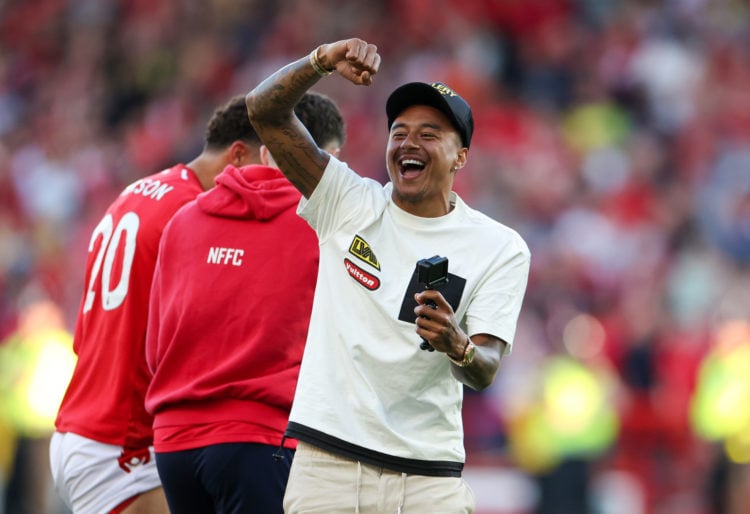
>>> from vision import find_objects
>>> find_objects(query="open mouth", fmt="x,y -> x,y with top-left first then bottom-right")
399,158 -> 426,179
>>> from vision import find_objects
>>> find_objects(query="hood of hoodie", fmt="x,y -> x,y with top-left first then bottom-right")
196,164 -> 301,221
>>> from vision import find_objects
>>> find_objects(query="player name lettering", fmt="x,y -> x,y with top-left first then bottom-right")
122,178 -> 175,201
207,247 -> 244,266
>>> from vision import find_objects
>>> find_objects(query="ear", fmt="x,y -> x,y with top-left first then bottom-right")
228,141 -> 248,167
452,148 -> 468,173
229,140 -> 263,167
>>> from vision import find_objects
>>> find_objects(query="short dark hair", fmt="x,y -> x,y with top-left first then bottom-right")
295,92 -> 346,150
204,95 -> 260,150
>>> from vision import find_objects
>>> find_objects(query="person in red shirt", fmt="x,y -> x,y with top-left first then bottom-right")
50,95 -> 262,514
143,92 -> 345,514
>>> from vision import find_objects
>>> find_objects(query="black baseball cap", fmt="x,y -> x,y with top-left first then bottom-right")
386,82 -> 474,148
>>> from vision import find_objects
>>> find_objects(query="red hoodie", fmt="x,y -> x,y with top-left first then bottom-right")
144,164 -> 317,452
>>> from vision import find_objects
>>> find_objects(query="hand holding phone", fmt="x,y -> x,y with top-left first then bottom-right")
416,256 -> 449,351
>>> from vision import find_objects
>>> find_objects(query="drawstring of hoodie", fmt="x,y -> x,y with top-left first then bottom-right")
272,436 -> 287,462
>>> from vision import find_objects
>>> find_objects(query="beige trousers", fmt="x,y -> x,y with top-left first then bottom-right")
283,441 -> 475,514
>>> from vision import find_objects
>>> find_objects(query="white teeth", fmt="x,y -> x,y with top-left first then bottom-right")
401,159 -> 425,167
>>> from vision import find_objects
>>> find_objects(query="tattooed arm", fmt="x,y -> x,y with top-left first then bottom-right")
245,38 -> 380,198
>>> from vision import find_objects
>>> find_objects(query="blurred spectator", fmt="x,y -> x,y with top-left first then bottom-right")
691,320 -> 750,514
0,293 -> 75,514
502,312 -> 621,514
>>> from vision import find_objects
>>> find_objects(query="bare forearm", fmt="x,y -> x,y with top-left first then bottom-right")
446,334 -> 504,391
245,39 -> 380,198
414,291 -> 505,391
245,56 -> 329,197
245,58 -> 321,126
450,338 -> 504,391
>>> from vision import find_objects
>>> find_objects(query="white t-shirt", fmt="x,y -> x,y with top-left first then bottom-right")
287,156 -> 530,475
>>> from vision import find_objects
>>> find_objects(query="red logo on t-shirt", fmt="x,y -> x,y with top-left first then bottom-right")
344,258 -> 380,290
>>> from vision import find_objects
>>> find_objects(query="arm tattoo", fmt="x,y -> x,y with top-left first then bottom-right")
247,58 -> 330,198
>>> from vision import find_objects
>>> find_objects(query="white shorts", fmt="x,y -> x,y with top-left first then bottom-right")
49,431 -> 162,514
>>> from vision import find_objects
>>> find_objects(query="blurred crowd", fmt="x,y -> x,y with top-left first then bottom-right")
1,0 -> 750,513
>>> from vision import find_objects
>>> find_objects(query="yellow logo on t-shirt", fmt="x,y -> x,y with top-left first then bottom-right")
349,235 -> 380,270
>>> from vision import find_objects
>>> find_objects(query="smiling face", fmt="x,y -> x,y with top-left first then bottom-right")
386,105 -> 468,217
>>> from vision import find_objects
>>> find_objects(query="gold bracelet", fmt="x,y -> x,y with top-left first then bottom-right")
446,340 -> 466,362
309,47 -> 333,77
448,337 -> 476,368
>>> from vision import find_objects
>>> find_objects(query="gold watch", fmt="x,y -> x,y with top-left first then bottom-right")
448,340 -> 476,368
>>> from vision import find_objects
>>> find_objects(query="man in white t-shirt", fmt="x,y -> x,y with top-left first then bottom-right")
246,38 -> 531,514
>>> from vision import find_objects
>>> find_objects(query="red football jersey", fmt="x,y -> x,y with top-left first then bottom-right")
55,164 -> 203,449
